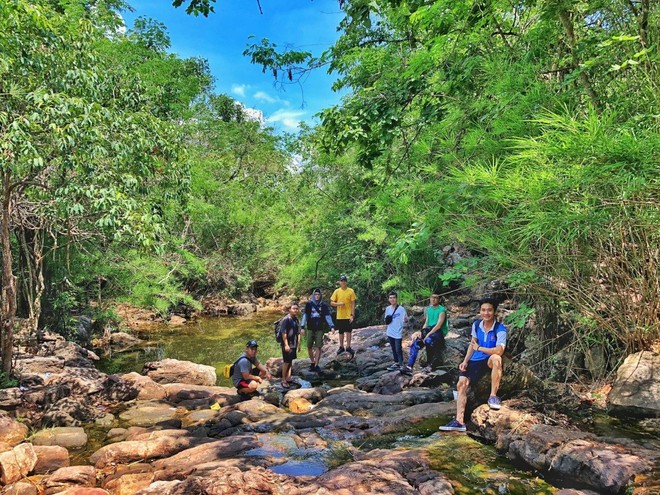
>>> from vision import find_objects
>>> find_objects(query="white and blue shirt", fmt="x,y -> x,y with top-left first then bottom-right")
470,319 -> 507,361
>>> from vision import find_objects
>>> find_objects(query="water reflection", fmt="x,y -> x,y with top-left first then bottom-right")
96,313 -> 282,386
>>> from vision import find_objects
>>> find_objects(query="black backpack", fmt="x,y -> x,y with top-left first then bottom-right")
274,317 -> 284,343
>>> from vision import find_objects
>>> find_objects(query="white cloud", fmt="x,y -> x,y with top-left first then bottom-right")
253,91 -> 277,104
241,105 -> 266,125
266,109 -> 306,131
231,84 -> 248,97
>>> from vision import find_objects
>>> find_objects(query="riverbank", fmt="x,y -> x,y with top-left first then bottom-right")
0,322 -> 658,494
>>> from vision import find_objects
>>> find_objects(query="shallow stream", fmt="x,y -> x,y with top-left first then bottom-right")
91,313 -> 651,493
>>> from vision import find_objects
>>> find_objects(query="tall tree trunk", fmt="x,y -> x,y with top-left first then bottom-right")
1,171 -> 17,374
557,8 -> 601,112
19,227 -> 45,338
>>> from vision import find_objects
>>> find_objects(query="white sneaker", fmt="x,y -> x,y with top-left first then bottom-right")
386,363 -> 400,371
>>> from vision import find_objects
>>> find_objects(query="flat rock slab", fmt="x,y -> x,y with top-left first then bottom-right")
118,401 -> 180,428
143,358 -> 217,386
31,426 -> 88,449
89,429 -> 211,468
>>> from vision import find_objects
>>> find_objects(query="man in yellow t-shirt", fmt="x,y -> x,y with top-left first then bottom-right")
330,275 -> 356,356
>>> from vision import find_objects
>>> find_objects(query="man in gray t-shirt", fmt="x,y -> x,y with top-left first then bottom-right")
232,339 -> 272,395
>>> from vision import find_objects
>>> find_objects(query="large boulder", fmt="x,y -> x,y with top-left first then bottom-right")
32,445 -> 70,474
0,415 -> 29,446
227,303 -> 257,316
121,372 -> 167,401
473,406 -> 659,494
142,359 -> 217,386
0,443 -> 37,484
30,426 -> 87,449
89,429 -> 209,468
43,466 -> 96,494
608,351 -> 660,418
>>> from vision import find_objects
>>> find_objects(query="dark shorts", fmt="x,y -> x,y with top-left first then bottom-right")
336,319 -> 352,334
282,347 -> 298,364
459,359 -> 491,384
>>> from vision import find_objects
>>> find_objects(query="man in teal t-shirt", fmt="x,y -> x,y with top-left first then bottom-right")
401,294 -> 448,374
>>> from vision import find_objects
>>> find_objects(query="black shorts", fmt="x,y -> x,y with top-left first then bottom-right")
336,319 -> 352,334
282,347 -> 297,364
459,359 -> 491,384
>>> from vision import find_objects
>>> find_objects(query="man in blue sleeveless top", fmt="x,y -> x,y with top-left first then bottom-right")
439,298 -> 507,432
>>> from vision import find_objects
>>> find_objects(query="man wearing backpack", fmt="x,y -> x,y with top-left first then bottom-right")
279,303 -> 301,389
439,298 -> 507,432
301,288 -> 335,373
232,339 -> 272,396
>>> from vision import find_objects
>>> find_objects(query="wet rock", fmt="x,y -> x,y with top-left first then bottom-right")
32,445 -> 70,474
44,465 -> 96,494
319,387 -> 445,416
608,351 -> 660,418
110,331 -> 141,347
372,371 -> 410,395
2,482 -> 38,495
181,409 -> 218,427
0,388 -> 22,408
137,466 -> 295,495
288,398 -> 313,413
281,387 -> 326,406
313,449 -> 453,494
506,424 -> 654,493
30,426 -> 88,449
0,443 -> 37,484
89,429 -> 209,468
471,404 -> 542,447
75,316 -> 93,348
94,413 -> 115,428
227,303 -> 257,316
102,464 -> 155,494
0,415 -> 29,446
142,359 -> 217,386
121,372 -> 167,401
58,488 -> 110,495
106,428 -> 129,443
168,315 -> 187,326
162,383 -> 238,406
118,401 -> 180,428
150,435 -> 261,478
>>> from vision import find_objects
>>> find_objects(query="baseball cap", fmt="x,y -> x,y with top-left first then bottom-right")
338,275 -> 348,281
246,340 -> 259,348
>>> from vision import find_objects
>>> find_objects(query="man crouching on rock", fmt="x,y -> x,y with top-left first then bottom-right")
439,298 -> 507,432
233,339 -> 271,396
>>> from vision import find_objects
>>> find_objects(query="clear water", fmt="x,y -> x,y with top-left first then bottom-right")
96,312 -> 283,387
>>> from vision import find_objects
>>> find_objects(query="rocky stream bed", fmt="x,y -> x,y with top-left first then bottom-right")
0,322 -> 658,495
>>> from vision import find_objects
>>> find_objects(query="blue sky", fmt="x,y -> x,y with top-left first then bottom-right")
121,0 -> 347,132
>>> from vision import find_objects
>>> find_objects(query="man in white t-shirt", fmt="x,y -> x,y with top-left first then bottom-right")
384,291 -> 408,371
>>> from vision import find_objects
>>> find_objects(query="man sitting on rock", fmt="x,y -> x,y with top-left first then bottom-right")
439,298 -> 507,432
400,293 -> 448,375
232,340 -> 272,397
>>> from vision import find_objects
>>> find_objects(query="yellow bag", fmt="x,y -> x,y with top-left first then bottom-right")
222,364 -> 232,378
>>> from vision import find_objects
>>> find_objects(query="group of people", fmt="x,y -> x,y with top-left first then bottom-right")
231,274 -> 507,433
